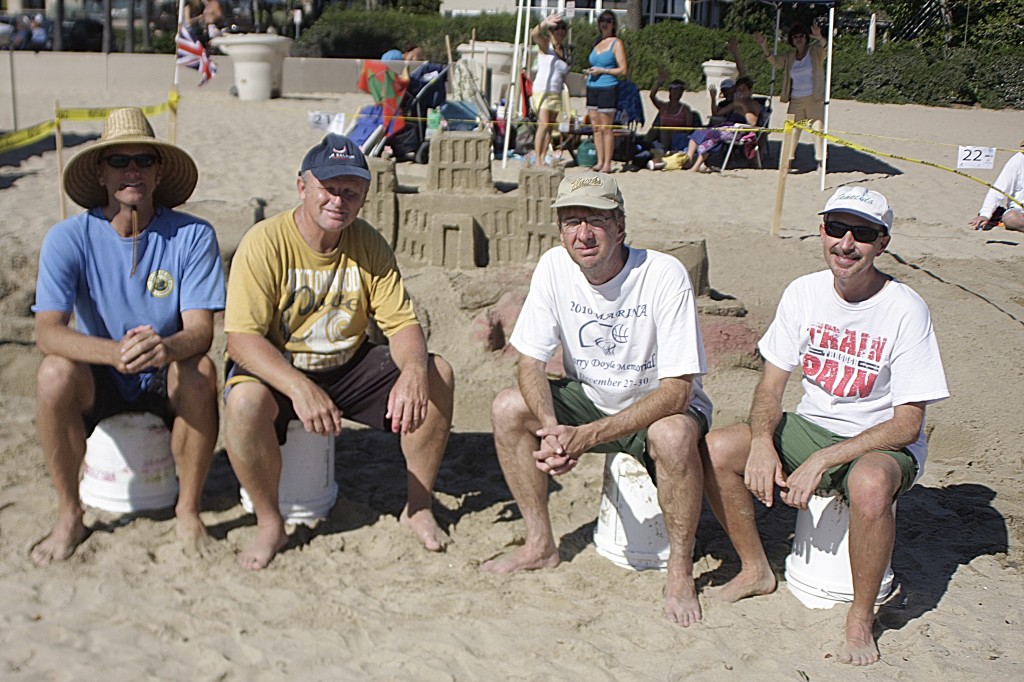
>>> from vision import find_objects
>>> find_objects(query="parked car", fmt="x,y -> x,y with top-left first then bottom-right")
58,18 -> 104,52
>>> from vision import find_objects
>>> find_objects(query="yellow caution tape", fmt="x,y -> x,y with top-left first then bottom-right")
0,92 -> 178,154
795,121 -> 1023,209
0,119 -> 57,154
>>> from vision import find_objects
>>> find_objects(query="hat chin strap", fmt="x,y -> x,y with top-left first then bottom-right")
130,206 -> 140,277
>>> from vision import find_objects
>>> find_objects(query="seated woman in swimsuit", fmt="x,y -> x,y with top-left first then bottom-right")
645,70 -> 696,152
686,76 -> 762,173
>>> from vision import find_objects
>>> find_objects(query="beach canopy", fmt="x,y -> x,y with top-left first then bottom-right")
758,0 -> 838,187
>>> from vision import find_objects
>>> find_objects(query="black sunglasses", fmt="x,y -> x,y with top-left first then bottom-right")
823,219 -> 884,243
103,153 -> 160,169
599,18 -> 614,24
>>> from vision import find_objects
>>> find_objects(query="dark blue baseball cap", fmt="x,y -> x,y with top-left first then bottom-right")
299,134 -> 371,183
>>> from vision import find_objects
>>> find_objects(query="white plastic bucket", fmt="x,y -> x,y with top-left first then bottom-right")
80,412 -> 178,513
593,452 -> 669,571
785,493 -> 895,609
240,421 -> 337,525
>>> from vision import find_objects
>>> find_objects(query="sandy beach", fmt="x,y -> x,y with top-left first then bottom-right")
1,82 -> 1022,680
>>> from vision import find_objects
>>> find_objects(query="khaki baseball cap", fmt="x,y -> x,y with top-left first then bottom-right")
552,172 -> 624,211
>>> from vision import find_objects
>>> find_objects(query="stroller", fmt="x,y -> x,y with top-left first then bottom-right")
348,61 -> 449,162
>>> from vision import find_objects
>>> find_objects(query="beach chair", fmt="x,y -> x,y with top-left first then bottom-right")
719,96 -> 772,170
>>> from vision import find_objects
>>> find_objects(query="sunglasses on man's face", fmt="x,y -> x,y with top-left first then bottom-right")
103,154 -> 159,169
823,219 -> 884,243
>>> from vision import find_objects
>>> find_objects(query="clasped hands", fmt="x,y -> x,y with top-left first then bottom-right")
532,424 -> 592,476
744,440 -> 825,510
116,325 -> 169,374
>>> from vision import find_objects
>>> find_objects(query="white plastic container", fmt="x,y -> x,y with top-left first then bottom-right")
593,452 -> 669,571
785,493 -> 895,609
701,59 -> 739,94
240,421 -> 337,525
80,412 -> 178,513
211,34 -> 293,101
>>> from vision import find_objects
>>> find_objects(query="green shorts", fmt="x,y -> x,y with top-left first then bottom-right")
775,412 -> 918,499
549,378 -> 709,483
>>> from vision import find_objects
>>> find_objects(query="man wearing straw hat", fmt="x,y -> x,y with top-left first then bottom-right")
480,172 -> 713,628
702,187 -> 948,665
31,107 -> 226,566
222,133 -> 454,570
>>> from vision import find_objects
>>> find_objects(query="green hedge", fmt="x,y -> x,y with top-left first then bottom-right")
284,9 -> 1024,109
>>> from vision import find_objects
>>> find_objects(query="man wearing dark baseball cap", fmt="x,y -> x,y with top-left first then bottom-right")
222,133 -> 454,569
703,186 -> 948,665
482,172 -> 715,629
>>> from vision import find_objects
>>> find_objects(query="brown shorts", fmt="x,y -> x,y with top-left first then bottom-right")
225,342 -> 401,444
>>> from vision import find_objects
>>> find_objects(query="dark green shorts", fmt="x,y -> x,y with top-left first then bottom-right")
774,412 -> 918,499
549,378 -> 709,483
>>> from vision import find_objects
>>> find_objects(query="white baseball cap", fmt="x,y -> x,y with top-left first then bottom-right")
819,186 -> 894,233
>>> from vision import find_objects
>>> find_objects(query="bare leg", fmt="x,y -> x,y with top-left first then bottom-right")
647,414 -> 705,627
30,356 -> 93,566
600,112 -> 616,172
701,424 -> 777,602
1003,209 -> 1024,232
224,382 -> 288,570
167,355 -> 218,555
479,387 -> 560,573
398,356 -> 454,551
534,108 -> 555,166
839,453 -> 902,666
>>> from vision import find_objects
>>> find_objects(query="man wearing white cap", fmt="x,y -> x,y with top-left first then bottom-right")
702,186 -> 949,665
481,172 -> 713,628
32,108 -> 226,565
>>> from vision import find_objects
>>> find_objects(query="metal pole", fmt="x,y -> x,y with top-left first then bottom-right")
502,0 -> 527,167
820,6 -> 835,190
868,13 -> 876,54
769,2 -> 780,102
7,50 -> 17,131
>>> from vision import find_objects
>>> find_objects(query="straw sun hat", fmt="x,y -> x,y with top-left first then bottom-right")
63,107 -> 198,209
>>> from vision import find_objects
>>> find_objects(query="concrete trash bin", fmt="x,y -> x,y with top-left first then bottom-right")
211,34 -> 293,101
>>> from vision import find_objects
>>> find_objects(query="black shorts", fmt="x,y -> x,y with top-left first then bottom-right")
586,85 -> 618,113
84,365 -> 173,436
225,342 -> 403,444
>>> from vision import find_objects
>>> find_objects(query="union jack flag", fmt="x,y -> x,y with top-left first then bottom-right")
176,26 -> 217,86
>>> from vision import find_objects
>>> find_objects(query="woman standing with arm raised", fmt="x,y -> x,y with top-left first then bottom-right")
531,14 -> 570,167
753,22 -> 826,172
586,11 -> 628,173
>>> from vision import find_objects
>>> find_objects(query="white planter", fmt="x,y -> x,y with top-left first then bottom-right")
701,59 -> 739,93
456,40 -> 516,107
212,34 -> 293,101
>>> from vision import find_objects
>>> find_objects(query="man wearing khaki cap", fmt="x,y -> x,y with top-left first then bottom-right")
481,172 -> 713,628
703,186 -> 949,665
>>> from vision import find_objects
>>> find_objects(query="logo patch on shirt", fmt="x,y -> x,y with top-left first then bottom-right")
147,269 -> 174,298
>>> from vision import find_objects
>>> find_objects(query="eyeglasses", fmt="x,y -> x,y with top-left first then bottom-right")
823,219 -> 884,243
599,19 -> 613,25
103,154 -> 159,169
561,214 -> 615,232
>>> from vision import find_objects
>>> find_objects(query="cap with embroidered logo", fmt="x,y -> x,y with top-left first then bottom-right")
299,133 -> 371,183
552,172 -> 624,211
819,186 -> 894,233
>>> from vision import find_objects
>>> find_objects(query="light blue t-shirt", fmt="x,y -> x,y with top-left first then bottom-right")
33,207 -> 226,400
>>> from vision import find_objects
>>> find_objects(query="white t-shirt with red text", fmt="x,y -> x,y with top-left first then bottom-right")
758,270 -> 949,471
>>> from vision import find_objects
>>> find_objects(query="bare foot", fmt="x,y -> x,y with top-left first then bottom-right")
30,513 -> 88,567
175,513 -> 214,557
238,522 -> 288,570
838,609 -> 880,666
664,562 -> 702,627
400,506 -> 449,552
706,565 -> 777,603
479,544 -> 560,574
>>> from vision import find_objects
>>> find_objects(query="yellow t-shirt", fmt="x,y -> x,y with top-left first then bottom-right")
224,209 -> 418,374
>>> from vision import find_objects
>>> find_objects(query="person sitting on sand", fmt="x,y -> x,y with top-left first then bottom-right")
685,76 -> 761,173
968,149 -> 1024,232
222,133 -> 454,570
31,107 -> 226,566
645,70 -> 695,153
702,187 -> 949,666
481,172 -> 714,628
